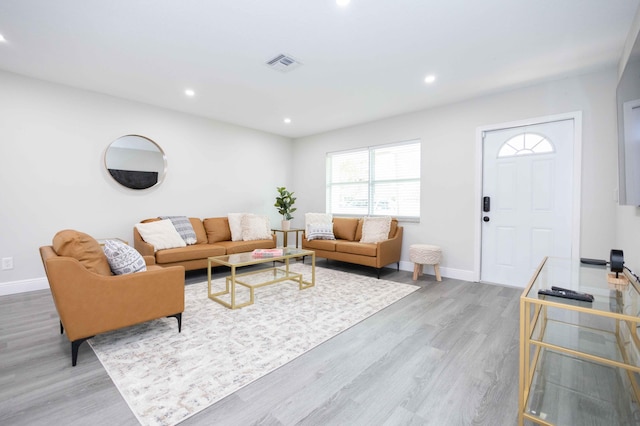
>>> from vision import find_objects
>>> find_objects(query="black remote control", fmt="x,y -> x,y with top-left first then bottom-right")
580,258 -> 607,266
551,286 -> 594,299
538,289 -> 594,302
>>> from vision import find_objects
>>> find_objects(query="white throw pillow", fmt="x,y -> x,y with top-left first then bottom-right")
103,239 -> 147,275
360,216 -> 392,243
135,219 -> 187,251
228,213 -> 247,242
305,212 -> 332,228
241,214 -> 272,241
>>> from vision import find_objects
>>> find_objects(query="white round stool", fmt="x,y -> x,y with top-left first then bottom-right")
409,244 -> 442,282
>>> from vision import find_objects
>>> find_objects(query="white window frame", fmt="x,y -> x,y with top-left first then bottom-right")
326,139 -> 421,220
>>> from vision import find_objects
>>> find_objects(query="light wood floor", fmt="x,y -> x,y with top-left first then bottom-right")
0,261 -> 521,425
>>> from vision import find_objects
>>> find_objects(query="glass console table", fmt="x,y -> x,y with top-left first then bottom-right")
519,257 -> 640,425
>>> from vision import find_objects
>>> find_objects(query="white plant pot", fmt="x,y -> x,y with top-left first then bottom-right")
281,220 -> 291,231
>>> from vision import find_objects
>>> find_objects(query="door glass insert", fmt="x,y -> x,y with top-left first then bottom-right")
498,132 -> 554,158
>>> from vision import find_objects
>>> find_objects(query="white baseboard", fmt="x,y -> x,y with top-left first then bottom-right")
438,267 -> 476,282
397,261 -> 475,282
0,276 -> 49,296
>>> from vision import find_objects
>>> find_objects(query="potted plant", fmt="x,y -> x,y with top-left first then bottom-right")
274,186 -> 297,230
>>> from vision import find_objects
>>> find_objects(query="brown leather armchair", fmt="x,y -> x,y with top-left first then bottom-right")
39,241 -> 185,366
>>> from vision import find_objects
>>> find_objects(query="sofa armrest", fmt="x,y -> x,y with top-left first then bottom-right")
133,226 -> 155,257
143,255 -> 156,266
376,226 -> 403,268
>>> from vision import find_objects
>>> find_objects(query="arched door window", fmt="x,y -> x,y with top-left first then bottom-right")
497,132 -> 554,158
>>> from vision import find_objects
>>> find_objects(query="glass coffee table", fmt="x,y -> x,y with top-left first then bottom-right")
207,247 -> 315,309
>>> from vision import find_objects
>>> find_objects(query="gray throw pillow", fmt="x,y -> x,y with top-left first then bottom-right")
160,215 -> 197,245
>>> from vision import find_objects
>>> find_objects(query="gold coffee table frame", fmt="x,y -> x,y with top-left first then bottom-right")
207,248 -> 315,309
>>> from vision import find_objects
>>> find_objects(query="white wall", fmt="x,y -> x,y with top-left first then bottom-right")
292,69 -> 621,281
0,70 -> 292,294
617,5 -> 640,274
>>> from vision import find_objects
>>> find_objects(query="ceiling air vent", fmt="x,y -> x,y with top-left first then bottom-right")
266,54 -> 302,73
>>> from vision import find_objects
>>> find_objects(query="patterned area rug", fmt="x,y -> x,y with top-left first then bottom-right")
89,263 -> 418,426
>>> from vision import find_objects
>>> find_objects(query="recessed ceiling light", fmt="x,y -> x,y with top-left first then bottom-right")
336,0 -> 350,6
424,74 -> 436,84
0,34 -> 6,43
284,118 -> 292,124
184,89 -> 195,97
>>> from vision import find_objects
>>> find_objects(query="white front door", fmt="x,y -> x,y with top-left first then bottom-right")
480,119 -> 574,287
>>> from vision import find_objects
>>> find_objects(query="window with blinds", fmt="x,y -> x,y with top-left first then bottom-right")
326,140 -> 421,219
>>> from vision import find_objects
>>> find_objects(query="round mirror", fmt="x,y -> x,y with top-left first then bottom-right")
104,135 -> 167,190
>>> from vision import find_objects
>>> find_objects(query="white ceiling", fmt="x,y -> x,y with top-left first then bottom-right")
0,0 -> 638,138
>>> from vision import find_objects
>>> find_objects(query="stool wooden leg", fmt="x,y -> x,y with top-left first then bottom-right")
413,263 -> 420,281
434,264 -> 442,281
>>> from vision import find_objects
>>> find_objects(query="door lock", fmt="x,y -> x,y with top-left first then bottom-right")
483,216 -> 490,222
483,196 -> 491,212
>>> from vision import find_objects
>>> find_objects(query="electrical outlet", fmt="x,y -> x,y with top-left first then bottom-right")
2,257 -> 13,270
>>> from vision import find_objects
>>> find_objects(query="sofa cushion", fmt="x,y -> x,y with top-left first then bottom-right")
333,217 -> 359,241
241,214 -> 272,241
190,218 -> 208,244
135,219 -> 187,251
228,213 -> 246,241
203,217 -> 232,243
52,229 -> 112,276
160,216 -> 197,245
354,218 -> 364,241
336,241 -> 377,256
360,216 -> 392,243
303,238 -> 337,251
389,219 -> 398,238
102,239 -> 147,275
155,244 -> 226,264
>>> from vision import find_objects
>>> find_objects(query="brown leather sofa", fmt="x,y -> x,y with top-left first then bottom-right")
302,217 -> 403,277
40,230 -> 185,366
134,217 -> 276,271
